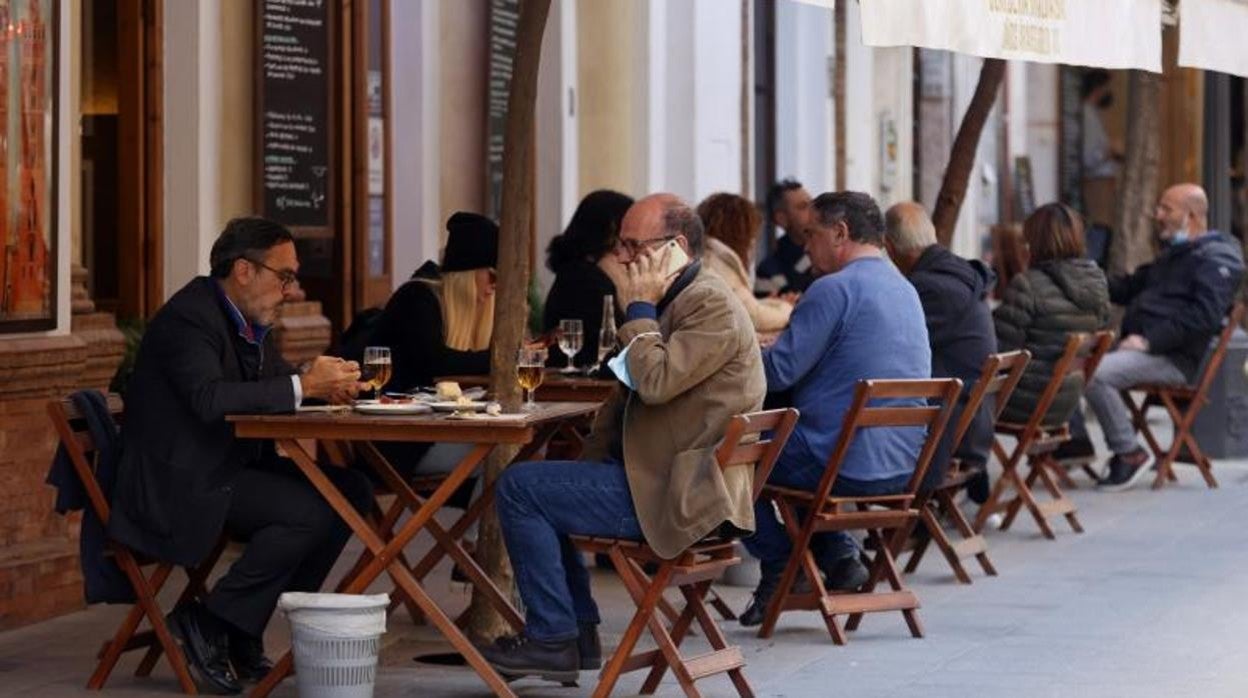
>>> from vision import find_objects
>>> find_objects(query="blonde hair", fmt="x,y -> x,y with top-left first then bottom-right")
426,271 -> 494,351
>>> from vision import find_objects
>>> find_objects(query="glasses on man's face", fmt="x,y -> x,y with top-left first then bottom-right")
614,235 -> 676,257
248,258 -> 298,290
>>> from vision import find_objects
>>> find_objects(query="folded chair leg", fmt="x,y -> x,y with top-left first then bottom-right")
845,529 -> 888,633
902,520 -> 932,575
90,562 -> 175,690
116,552 -> 197,695
639,581 -> 702,695
707,586 -> 738,621
922,503 -> 973,584
938,488 -> 997,577
1183,426 -> 1218,489
595,550 -> 677,698
653,580 -> 754,698
1033,461 -> 1082,534
882,526 -> 924,639
137,540 -> 227,678
1018,464 -> 1058,539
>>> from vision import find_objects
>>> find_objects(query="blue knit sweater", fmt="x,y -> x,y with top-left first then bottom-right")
763,256 -> 931,481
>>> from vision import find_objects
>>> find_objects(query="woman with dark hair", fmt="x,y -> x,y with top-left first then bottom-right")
542,189 -> 634,367
994,202 -> 1110,426
698,192 -> 794,332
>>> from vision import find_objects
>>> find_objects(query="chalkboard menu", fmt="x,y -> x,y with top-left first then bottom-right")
486,0 -> 519,219
257,0 -> 332,230
1058,66 -> 1084,213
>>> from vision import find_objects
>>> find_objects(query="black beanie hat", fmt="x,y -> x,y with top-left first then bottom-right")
442,212 -> 499,272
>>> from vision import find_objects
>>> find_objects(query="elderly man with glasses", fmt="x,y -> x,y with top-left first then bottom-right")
109,217 -> 373,694
477,194 -> 767,683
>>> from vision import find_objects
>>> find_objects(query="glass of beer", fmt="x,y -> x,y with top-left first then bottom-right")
361,346 -> 392,398
557,319 -> 583,374
517,346 -> 547,410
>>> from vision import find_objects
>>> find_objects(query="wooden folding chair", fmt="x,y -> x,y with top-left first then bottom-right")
904,351 -> 1030,584
572,408 -> 799,698
1121,302 -> 1245,490
47,395 -> 224,695
974,331 -> 1114,539
757,379 -> 962,645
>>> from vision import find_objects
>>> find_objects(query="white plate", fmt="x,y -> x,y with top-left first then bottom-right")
428,401 -> 489,413
353,402 -> 433,415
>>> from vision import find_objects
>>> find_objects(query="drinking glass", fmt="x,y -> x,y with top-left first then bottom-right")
517,347 -> 547,410
557,319 -> 584,374
593,326 -> 616,375
361,346 -> 392,398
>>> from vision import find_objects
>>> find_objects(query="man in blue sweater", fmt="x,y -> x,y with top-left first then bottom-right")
740,191 -> 931,627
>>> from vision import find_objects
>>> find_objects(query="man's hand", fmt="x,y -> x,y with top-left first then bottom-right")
1119,334 -> 1150,352
300,356 -> 365,403
778,291 -> 801,306
618,246 -> 675,308
599,255 -> 630,310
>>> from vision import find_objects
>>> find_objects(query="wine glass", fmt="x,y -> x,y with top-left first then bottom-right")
557,319 -> 584,374
361,346 -> 392,399
517,346 -> 547,410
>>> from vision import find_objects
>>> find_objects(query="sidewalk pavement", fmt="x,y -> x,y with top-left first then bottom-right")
3,418 -> 1248,697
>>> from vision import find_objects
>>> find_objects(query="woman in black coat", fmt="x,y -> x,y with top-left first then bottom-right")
994,203 -> 1111,426
542,190 -> 634,368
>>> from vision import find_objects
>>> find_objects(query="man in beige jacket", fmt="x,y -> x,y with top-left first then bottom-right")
480,194 -> 766,683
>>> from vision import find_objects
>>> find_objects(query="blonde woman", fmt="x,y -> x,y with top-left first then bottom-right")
697,193 -> 795,333
369,212 -> 498,477
371,211 -> 497,392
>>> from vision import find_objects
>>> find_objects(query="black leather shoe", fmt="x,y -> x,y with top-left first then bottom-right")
820,556 -> 869,592
167,603 -> 242,695
479,633 -> 580,684
228,630 -> 273,683
577,623 -> 601,670
739,565 -> 781,627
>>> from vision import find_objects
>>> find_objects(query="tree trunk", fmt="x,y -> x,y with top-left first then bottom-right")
462,0 -> 552,642
932,58 -> 1006,247
1110,69 -> 1162,277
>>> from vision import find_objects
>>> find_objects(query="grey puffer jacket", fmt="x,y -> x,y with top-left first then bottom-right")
994,258 -> 1110,426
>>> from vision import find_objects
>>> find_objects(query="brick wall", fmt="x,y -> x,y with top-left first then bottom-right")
0,335 -> 92,630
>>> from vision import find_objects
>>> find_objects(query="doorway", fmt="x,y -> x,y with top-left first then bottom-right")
80,0 -> 161,320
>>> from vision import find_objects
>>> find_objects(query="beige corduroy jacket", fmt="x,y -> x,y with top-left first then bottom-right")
582,269 -> 766,559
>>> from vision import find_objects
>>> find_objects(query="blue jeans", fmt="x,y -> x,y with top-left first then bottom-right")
743,453 -> 912,573
495,459 -> 642,642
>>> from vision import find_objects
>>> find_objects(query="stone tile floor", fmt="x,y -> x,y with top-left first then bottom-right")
3,418 -> 1247,697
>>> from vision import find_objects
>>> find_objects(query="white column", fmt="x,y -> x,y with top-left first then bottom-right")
163,0 -> 221,300
691,0 -> 744,199
391,0 -> 441,286
774,0 -> 833,195
1024,63 -> 1060,206
535,0 -> 578,294
844,0 -> 874,195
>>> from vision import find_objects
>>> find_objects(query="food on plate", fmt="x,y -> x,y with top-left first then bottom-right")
485,402 -> 502,416
436,381 -> 463,401
379,394 -> 414,404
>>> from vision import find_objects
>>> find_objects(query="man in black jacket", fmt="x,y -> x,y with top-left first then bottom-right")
1085,184 -> 1244,491
755,178 -> 816,294
109,217 -> 372,694
885,202 -> 998,499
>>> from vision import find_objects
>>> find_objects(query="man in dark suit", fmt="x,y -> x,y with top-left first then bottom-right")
109,217 -> 372,694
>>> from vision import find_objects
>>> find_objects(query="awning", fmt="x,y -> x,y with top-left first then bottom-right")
1179,0 -> 1248,78
855,0 -> 1162,72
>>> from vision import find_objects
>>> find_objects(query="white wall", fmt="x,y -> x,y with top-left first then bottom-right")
692,0 -> 744,198
163,0 -> 220,299
1024,62 -> 1059,206
774,0 -> 833,195
390,0 -> 441,286
535,0 -> 578,294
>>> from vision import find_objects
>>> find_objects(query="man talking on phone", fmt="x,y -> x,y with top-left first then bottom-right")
477,194 -> 766,683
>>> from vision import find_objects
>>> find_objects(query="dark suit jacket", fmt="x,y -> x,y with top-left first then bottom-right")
109,276 -> 298,567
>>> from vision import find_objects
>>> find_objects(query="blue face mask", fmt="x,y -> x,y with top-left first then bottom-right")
1169,231 -> 1190,247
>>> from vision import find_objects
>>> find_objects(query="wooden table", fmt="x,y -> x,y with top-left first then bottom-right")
439,370 -> 618,403
228,402 -> 601,698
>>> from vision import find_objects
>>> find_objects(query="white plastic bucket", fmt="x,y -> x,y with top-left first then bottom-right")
278,592 -> 389,698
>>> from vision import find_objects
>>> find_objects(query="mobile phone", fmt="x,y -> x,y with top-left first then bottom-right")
659,239 -> 690,276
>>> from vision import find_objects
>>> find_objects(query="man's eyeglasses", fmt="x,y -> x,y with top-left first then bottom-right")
614,235 -> 676,256
247,258 -> 298,290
